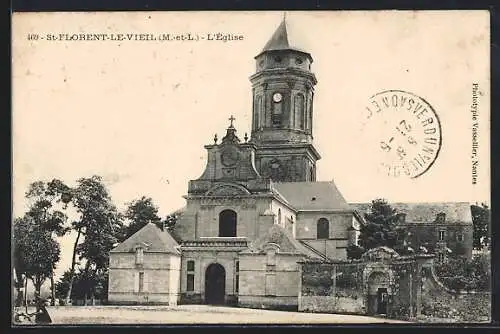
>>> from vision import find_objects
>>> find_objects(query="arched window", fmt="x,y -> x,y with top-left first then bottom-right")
294,93 -> 305,129
277,209 -> 282,226
317,218 -> 329,239
254,95 -> 262,130
272,92 -> 283,127
219,209 -> 237,237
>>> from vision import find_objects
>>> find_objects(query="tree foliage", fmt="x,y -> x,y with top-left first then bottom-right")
346,244 -> 365,259
13,180 -> 71,307
66,176 -> 123,303
121,196 -> 162,241
471,203 -> 490,250
358,199 -> 409,254
55,268 -> 109,303
13,217 -> 60,302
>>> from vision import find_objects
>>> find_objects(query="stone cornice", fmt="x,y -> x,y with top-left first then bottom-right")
183,193 -> 275,200
249,68 -> 317,86
398,222 -> 473,227
181,238 -> 249,249
297,209 -> 353,214
255,142 -> 321,160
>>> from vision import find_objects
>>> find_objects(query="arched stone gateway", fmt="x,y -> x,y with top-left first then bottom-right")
367,271 -> 390,315
205,263 -> 226,305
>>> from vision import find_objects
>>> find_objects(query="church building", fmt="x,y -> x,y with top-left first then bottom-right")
108,17 -> 361,309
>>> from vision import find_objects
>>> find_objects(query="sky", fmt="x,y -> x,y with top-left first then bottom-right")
12,11 -> 490,279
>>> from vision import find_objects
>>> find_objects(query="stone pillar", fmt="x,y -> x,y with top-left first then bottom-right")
415,261 -> 422,316
332,264 -> 337,305
298,264 -> 303,311
409,271 -> 414,318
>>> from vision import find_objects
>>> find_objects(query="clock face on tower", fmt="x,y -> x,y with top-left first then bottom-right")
273,92 -> 283,103
221,146 -> 240,167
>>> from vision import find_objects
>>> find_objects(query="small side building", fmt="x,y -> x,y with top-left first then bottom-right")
108,223 -> 181,305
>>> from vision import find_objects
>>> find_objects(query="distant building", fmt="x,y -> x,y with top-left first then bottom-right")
350,202 -> 474,260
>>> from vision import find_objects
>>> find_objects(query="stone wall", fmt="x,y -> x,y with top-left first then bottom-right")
238,253 -> 301,309
299,256 -> 428,320
420,266 -> 490,322
108,253 -> 181,305
299,262 -> 366,315
387,261 -> 420,319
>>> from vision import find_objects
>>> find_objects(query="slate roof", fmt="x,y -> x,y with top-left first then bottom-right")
242,224 -> 323,259
350,202 -> 473,224
110,223 -> 180,254
261,17 -> 310,55
273,181 -> 351,211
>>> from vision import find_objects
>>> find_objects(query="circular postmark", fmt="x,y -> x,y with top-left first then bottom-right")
361,90 -> 442,178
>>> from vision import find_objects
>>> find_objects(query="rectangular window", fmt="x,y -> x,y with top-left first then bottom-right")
186,260 -> 195,292
187,274 -> 195,292
138,272 -> 144,293
235,261 -> 240,294
457,233 -> 464,242
187,260 -> 195,271
438,230 -> 445,241
135,248 -> 144,265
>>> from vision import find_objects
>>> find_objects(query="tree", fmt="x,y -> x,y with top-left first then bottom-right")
13,217 -> 60,312
64,176 -> 123,305
55,268 -> 110,304
358,199 -> 409,254
164,213 -> 178,231
346,244 -> 365,259
121,196 -> 162,241
471,203 -> 490,250
23,180 -> 72,305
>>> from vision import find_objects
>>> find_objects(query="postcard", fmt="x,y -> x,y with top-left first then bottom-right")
12,10 -> 491,325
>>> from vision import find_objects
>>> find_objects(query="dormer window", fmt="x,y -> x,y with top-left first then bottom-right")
135,247 -> 144,265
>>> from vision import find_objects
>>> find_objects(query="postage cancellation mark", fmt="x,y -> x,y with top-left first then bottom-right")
362,90 -> 442,179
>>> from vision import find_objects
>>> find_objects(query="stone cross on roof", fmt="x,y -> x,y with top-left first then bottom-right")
228,115 -> 236,128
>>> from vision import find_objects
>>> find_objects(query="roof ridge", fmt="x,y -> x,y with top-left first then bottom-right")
110,222 -> 180,254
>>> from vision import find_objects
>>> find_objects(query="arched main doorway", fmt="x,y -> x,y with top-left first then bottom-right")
367,271 -> 390,315
219,209 -> 237,237
205,263 -> 226,305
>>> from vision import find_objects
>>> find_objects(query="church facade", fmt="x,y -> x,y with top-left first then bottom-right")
108,18 -> 361,308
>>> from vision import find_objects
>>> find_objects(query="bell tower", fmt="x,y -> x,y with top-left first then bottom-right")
250,15 -> 321,182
